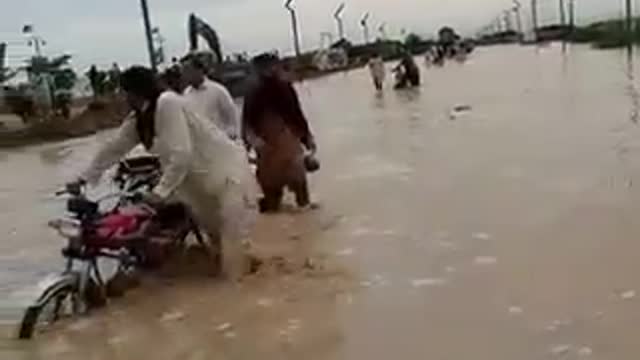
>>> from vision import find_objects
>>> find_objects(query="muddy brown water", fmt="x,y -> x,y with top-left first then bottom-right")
3,44 -> 640,359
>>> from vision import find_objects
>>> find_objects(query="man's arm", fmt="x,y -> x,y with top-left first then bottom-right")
214,84 -> 240,140
152,93 -> 193,199
81,113 -> 138,184
241,90 -> 262,151
280,82 -> 314,150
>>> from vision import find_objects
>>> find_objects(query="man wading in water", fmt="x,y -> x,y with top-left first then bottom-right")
242,53 -> 317,213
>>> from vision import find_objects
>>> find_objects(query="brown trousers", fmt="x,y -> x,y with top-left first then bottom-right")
255,115 -> 309,212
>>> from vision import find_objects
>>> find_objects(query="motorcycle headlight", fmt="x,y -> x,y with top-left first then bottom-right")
49,219 -> 81,239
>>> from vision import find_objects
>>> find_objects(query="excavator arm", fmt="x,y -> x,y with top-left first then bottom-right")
188,13 -> 223,63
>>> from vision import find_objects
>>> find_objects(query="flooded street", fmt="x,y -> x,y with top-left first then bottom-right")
4,43 -> 640,358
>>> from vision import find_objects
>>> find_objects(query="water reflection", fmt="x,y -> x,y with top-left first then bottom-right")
624,46 -> 639,124
372,92 -> 386,109
38,144 -> 74,165
394,87 -> 421,103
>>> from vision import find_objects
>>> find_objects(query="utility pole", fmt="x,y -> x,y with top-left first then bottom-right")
504,10 -> 513,31
568,0 -> 575,29
361,12 -> 370,44
22,25 -> 45,57
152,27 -> 165,66
559,0 -> 567,26
285,0 -> 302,57
334,2 -> 346,40
140,0 -> 157,72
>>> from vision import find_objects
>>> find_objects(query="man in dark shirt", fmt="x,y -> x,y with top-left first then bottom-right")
242,53 -> 317,213
394,53 -> 421,89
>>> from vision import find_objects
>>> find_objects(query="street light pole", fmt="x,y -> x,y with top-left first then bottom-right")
361,12 -> 370,44
285,0 -> 301,57
334,2 -> 346,40
531,0 -> 539,35
568,0 -> 575,29
626,0 -> 633,33
140,0 -> 157,72
559,0 -> 566,26
504,10 -> 513,31
513,0 -> 523,34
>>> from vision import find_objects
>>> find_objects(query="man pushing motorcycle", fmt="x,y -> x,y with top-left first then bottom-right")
69,66 -> 258,281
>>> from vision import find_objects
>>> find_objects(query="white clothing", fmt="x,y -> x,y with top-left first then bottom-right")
368,57 -> 386,83
82,91 -> 257,279
184,78 -> 240,141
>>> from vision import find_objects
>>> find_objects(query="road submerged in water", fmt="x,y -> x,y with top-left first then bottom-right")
3,43 -> 640,359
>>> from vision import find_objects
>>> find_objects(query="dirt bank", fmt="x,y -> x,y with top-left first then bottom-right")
0,98 -> 127,148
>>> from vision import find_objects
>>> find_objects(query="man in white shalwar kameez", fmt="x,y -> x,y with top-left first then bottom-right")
181,55 -> 240,141
368,54 -> 386,92
75,66 -> 256,280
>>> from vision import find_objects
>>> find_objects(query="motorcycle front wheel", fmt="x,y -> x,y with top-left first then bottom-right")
18,285 -> 76,339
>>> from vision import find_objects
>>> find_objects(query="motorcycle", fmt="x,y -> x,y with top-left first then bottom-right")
18,155 -> 207,339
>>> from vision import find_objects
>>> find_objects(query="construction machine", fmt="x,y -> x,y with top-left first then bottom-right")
187,13 -> 253,98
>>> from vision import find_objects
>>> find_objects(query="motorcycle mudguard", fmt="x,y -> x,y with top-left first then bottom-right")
31,272 -> 80,308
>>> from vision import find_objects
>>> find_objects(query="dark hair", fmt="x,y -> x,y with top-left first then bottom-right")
160,65 -> 183,93
121,66 -> 161,149
180,53 -> 207,71
251,52 -> 279,69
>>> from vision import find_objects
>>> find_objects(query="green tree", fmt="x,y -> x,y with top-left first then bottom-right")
52,68 -> 77,90
26,55 -> 72,75
438,26 -> 460,45
404,33 -> 423,49
24,54 -> 77,119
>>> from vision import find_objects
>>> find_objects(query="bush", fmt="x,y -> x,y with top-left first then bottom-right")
569,18 -> 640,49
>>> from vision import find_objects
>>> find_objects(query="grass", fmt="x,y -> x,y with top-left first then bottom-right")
569,18 -> 640,49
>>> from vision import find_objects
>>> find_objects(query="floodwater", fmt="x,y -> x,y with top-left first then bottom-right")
3,43 -> 640,359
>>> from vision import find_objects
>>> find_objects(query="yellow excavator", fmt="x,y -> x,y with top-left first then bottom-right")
187,13 -> 253,98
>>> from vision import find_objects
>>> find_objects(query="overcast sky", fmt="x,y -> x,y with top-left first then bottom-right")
0,0 -> 630,71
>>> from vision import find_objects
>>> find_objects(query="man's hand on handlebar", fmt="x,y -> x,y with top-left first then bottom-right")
64,179 -> 86,196
132,191 -> 164,208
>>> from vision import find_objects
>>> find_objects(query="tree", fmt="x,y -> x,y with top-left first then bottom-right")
438,26 -> 460,45
52,68 -> 77,118
22,54 -> 77,119
26,55 -> 72,75
405,33 -> 423,48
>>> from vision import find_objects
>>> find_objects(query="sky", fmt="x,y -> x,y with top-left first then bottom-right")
0,0 -> 631,72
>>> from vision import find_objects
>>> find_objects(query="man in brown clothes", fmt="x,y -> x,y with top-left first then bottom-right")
242,53 -> 317,213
